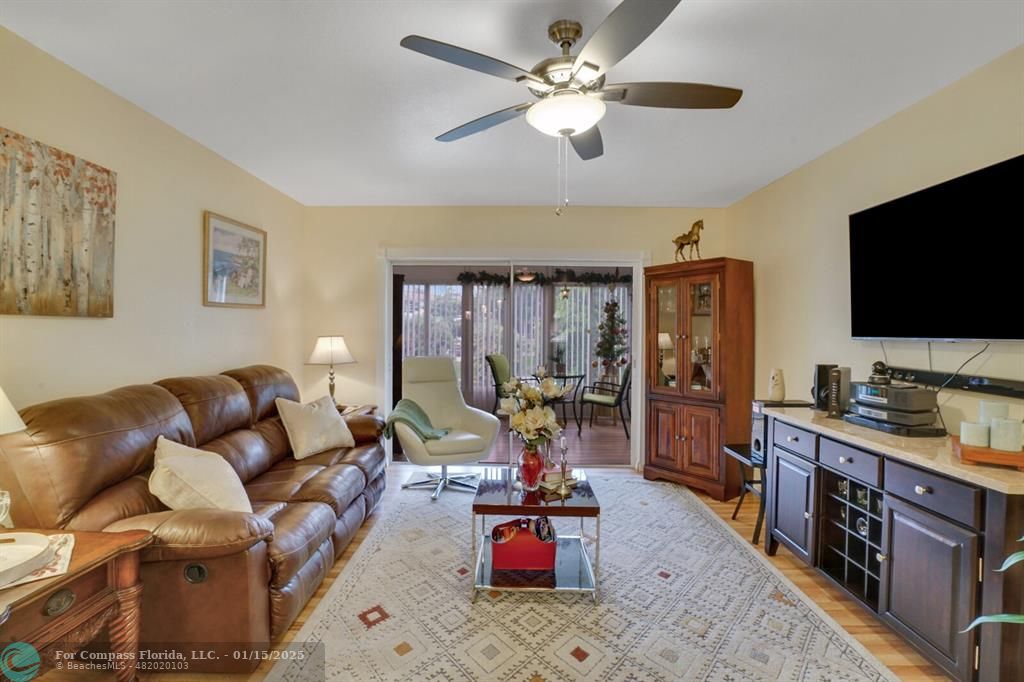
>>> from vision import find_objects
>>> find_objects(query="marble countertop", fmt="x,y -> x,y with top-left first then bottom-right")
764,407 -> 1024,495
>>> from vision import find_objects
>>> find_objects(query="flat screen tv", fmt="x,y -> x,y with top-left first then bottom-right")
849,154 -> 1024,341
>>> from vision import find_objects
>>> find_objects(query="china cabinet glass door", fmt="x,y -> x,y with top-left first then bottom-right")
682,274 -> 719,400
651,278 -> 681,393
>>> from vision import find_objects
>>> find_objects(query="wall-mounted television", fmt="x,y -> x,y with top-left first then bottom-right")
849,154 -> 1024,341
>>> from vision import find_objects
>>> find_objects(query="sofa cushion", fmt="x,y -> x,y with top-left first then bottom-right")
276,396 -> 355,459
263,502 -> 335,588
272,443 -> 386,484
291,464 -> 366,515
244,465 -> 324,503
423,429 -> 486,456
149,436 -> 252,513
200,428 -> 275,483
155,375 -> 252,446
0,384 -> 195,529
66,475 -> 165,531
222,365 -> 300,423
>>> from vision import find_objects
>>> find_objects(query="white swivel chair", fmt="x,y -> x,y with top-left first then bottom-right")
396,357 -> 499,500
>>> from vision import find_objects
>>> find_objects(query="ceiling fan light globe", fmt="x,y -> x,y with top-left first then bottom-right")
525,91 -> 606,137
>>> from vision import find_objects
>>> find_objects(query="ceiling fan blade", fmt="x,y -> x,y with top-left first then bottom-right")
572,0 -> 682,79
436,103 -> 533,142
604,82 -> 743,109
401,35 -> 543,84
570,127 -> 604,161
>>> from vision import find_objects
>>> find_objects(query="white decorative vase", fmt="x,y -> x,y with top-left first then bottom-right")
768,369 -> 785,401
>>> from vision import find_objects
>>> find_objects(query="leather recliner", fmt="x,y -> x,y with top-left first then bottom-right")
0,365 -> 385,672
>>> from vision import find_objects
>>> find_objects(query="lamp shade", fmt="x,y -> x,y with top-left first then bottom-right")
307,336 -> 356,366
657,332 -> 674,350
0,385 -> 26,436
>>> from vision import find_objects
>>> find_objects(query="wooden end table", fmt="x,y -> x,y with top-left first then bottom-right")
470,467 -> 601,603
0,530 -> 152,681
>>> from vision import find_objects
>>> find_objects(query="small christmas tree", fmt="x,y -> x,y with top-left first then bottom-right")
594,298 -> 628,371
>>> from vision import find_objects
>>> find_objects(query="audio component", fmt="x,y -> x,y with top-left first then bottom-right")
847,402 -> 938,426
828,367 -> 851,418
851,382 -> 938,412
842,413 -> 946,437
812,364 -> 837,410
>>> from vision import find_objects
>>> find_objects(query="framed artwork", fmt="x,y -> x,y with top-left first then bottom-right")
0,127 -> 117,317
202,211 -> 267,308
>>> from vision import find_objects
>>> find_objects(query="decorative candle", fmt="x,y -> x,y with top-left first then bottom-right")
959,421 -> 990,448
990,418 -> 1023,453
979,401 -> 1010,425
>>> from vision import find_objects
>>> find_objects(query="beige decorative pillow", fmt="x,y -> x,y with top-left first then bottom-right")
276,396 -> 355,460
149,436 -> 252,513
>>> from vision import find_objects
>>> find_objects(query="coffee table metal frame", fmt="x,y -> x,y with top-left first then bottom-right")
470,468 -> 600,603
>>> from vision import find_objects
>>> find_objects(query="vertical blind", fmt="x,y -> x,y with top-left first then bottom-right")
401,280 -> 631,411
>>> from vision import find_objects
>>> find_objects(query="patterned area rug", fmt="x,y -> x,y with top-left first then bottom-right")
271,473 -> 896,681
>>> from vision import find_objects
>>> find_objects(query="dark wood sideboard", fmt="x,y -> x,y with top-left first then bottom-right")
642,258 -> 754,501
764,408 -> 1024,681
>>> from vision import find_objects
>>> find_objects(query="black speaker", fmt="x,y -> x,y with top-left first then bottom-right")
812,364 -> 837,410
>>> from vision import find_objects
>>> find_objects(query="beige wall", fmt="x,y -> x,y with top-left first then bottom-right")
724,46 -> 1024,431
300,206 -> 724,403
0,28 -> 306,407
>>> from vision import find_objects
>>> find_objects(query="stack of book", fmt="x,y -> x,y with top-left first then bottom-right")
538,465 -> 577,492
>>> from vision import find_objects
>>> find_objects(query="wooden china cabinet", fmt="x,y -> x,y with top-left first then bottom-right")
643,258 -> 754,501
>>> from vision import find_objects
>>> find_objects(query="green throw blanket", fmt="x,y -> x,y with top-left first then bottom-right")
384,399 -> 450,441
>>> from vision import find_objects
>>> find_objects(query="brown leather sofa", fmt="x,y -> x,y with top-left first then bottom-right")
0,365 -> 385,672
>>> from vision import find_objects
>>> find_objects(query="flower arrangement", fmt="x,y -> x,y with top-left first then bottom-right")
500,371 -> 572,448
499,370 -> 573,491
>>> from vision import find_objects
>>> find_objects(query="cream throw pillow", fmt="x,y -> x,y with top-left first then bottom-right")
276,396 -> 355,460
149,436 -> 252,513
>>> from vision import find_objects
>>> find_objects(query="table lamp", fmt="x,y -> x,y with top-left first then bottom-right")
0,384 -> 26,436
307,336 -> 356,401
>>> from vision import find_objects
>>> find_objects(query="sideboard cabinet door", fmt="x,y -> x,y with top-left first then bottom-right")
879,496 -> 979,681
768,446 -> 818,565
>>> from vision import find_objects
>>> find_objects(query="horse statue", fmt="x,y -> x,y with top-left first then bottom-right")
673,220 -> 703,261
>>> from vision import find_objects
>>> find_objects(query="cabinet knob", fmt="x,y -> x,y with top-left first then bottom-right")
876,552 -> 888,562
838,456 -> 852,464
913,485 -> 931,496
803,512 -> 812,520
679,435 -> 687,442
679,334 -> 687,340
786,436 -> 799,443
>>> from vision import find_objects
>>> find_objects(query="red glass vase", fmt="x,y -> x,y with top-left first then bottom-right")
519,446 -> 543,491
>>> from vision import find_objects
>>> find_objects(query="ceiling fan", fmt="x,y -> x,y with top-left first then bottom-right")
400,0 -> 742,161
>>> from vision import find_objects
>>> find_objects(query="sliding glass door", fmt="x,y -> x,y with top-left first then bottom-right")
396,264 -> 631,413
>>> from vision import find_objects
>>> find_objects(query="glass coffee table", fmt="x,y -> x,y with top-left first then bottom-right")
470,467 -> 600,602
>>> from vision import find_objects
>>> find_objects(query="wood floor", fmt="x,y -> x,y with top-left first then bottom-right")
64,465 -> 946,681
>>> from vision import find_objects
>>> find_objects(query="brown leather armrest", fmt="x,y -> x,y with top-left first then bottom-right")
345,414 -> 384,444
104,509 -> 274,562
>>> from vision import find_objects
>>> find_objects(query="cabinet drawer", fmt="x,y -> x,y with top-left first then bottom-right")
820,438 -> 881,487
885,460 -> 983,530
3,565 -> 110,641
772,420 -> 817,460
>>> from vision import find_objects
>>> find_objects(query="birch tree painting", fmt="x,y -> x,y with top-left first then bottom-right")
0,127 -> 116,317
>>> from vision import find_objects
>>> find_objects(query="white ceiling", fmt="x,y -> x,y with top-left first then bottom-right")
1,1 -> 1020,207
